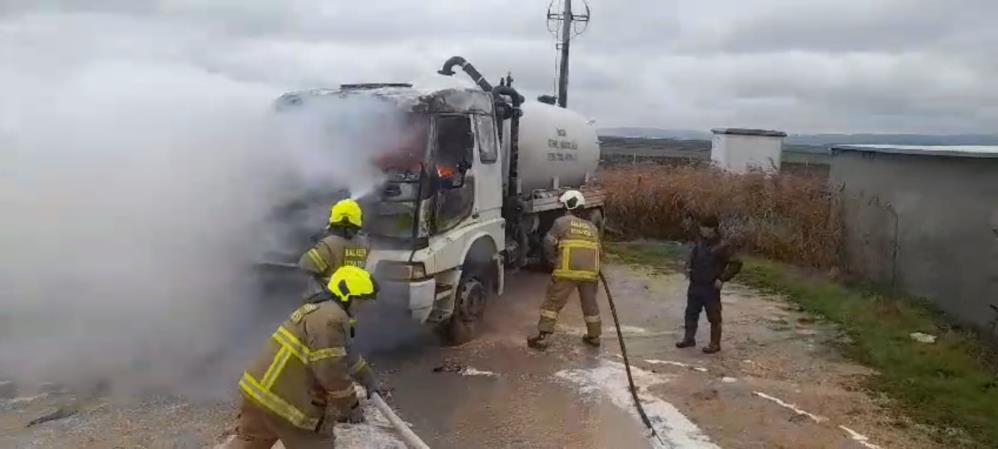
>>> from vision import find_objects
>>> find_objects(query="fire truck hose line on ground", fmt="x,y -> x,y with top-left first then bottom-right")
370,393 -> 431,449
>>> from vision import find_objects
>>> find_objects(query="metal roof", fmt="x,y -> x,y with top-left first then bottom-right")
711,128 -> 787,137
832,144 -> 998,159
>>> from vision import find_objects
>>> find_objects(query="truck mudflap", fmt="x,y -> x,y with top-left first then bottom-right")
380,279 -> 436,323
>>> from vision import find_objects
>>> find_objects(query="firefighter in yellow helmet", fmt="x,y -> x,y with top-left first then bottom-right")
233,266 -> 382,449
528,190 -> 603,350
299,199 -> 369,302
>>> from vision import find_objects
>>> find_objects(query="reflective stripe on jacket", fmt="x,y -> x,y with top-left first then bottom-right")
300,234 -> 369,277
546,214 -> 601,281
299,234 -> 369,300
239,302 -> 367,430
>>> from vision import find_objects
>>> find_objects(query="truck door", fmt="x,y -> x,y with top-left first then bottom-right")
432,115 -> 476,233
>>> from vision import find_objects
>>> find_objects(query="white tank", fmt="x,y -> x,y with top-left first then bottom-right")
513,102 -> 600,193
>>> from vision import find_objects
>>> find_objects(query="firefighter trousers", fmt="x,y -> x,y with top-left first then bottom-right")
231,399 -> 334,449
537,278 -> 601,337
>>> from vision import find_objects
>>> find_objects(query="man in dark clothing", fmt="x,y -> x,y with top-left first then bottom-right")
676,215 -> 742,354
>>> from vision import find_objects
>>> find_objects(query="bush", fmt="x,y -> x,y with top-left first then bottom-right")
601,165 -> 842,269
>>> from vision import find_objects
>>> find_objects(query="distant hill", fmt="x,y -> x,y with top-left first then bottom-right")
598,128 -> 998,147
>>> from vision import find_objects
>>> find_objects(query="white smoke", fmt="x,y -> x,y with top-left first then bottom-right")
0,8 -> 416,397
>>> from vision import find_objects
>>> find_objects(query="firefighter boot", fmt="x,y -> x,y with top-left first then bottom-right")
702,322 -> 722,354
675,320 -> 697,348
582,335 -> 601,348
527,332 -> 552,350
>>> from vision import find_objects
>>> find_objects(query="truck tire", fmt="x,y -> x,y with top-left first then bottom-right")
443,270 -> 489,345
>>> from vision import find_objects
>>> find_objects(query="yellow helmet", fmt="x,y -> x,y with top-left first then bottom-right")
327,266 -> 378,303
329,199 -> 363,228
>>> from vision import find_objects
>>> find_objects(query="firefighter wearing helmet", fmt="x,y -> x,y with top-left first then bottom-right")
528,190 -> 604,350
233,266 -> 383,449
298,199 -> 370,302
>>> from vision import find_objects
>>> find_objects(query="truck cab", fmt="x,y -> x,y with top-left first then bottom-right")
268,60 -> 603,342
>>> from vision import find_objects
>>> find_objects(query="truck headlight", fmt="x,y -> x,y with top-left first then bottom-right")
377,261 -> 428,281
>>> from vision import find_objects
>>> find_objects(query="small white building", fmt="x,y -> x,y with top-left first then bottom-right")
710,128 -> 787,174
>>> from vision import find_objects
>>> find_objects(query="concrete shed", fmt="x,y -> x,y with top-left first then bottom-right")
829,144 -> 998,328
710,128 -> 787,174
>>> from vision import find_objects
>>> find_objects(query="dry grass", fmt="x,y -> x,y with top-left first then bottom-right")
601,165 -> 843,269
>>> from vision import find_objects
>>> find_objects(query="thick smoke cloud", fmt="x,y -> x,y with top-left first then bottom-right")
0,8 -> 423,397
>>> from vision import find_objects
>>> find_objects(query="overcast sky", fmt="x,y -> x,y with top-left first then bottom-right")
3,0 -> 997,134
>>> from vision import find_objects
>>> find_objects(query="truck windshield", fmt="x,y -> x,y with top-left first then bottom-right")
365,113 -> 432,242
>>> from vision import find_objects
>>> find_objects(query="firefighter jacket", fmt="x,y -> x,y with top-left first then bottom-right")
299,233 -> 369,300
238,301 -> 373,431
544,214 -> 601,282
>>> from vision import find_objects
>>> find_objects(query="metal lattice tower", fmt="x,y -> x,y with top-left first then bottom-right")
547,0 -> 591,108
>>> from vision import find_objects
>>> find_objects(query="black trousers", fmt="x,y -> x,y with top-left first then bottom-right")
685,284 -> 722,326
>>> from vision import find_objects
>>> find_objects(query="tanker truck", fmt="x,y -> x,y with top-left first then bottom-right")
267,57 -> 604,342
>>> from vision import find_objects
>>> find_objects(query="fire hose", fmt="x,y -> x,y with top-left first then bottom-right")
370,392 -> 431,449
599,271 -> 666,446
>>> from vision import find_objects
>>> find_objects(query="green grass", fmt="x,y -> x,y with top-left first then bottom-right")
608,241 -> 998,448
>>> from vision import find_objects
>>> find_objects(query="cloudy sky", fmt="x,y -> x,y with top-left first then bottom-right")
2,0 -> 997,134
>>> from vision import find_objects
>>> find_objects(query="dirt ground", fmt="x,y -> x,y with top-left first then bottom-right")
0,263 -> 940,448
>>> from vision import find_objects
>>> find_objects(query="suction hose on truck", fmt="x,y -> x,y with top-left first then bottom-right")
599,271 -> 666,446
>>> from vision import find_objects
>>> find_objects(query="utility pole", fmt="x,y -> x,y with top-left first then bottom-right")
547,0 -> 590,108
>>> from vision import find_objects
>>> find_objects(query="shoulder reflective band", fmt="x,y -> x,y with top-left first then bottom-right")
273,326 -> 346,364
240,372 -> 319,431
306,249 -> 329,272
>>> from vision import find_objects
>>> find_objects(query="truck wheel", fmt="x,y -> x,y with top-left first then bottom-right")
444,272 -> 488,345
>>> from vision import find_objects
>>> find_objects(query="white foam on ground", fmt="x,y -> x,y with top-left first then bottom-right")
839,425 -> 882,449
645,359 -> 710,373
559,324 -> 655,336
752,392 -> 827,423
459,367 -> 499,377
556,361 -> 720,449
6,394 -> 48,406
618,325 -> 652,335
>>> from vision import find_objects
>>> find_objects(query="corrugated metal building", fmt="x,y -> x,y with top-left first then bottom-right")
829,145 -> 998,328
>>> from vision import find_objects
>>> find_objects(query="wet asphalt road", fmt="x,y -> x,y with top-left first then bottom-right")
2,260 -> 937,449
367,268 -> 655,449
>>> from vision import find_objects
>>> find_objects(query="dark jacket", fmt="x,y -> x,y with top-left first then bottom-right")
686,237 -> 742,286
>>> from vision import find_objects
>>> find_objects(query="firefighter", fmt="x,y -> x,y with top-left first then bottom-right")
528,190 -> 603,350
233,266 -> 382,449
676,215 -> 742,354
299,199 -> 369,302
